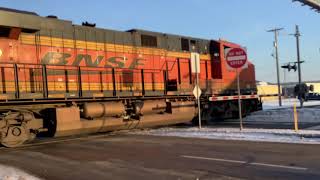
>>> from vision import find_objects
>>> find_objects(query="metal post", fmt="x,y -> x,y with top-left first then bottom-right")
195,55 -> 201,129
13,64 -> 20,99
112,68 -> 116,96
236,69 -> 243,130
77,66 -> 82,97
293,102 -> 299,132
42,64 -> 48,98
283,68 -> 287,97
141,69 -> 145,96
268,28 -> 283,107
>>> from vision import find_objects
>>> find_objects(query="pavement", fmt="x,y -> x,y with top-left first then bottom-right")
1,134 -> 320,180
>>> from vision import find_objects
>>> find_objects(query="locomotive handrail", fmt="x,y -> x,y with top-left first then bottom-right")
0,58 -> 186,98
0,58 -> 255,102
0,61 -> 170,100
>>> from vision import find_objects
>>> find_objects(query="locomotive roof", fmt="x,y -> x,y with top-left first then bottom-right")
0,7 -> 72,32
127,29 -> 211,42
0,7 -> 38,16
0,7 -> 212,40
0,7 -> 242,53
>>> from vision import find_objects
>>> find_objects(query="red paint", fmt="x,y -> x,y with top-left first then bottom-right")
0,37 -> 257,96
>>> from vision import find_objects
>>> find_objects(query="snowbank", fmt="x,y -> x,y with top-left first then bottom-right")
263,98 -> 320,110
0,165 -> 40,180
242,98 -> 320,125
245,107 -> 320,123
132,127 -> 320,144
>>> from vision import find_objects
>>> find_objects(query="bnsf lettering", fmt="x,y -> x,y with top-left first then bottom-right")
41,52 -> 71,65
72,54 -> 104,67
105,56 -> 126,68
41,52 -> 145,69
128,58 -> 145,69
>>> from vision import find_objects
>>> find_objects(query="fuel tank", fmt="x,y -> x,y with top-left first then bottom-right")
46,100 -> 196,137
81,102 -> 124,119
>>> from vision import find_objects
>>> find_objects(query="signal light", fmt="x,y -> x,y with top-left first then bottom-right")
281,63 -> 297,72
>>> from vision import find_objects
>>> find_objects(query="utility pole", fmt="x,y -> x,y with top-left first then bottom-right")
294,25 -> 303,107
283,68 -> 287,97
267,28 -> 283,107
294,25 -> 302,85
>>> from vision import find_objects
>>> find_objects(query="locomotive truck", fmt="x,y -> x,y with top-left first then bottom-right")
0,7 -> 261,147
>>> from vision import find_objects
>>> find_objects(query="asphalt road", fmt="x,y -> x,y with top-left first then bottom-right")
0,134 -> 320,180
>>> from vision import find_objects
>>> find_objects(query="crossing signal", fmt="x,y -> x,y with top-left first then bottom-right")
281,63 -> 297,72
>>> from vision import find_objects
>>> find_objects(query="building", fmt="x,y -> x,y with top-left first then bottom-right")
256,81 -> 281,100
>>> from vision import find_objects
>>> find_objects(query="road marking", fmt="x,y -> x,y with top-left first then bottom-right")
181,155 -> 308,171
250,162 -> 307,171
182,155 -> 245,164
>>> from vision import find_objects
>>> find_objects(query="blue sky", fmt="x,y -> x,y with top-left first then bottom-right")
0,0 -> 319,82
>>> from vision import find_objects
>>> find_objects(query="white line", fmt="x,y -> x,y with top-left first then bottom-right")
251,162 -> 308,171
181,155 -> 245,164
181,155 -> 307,171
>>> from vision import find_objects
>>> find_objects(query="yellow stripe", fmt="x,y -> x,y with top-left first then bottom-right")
20,34 -> 211,60
0,81 -> 166,97
0,83 -> 15,91
48,94 -> 65,98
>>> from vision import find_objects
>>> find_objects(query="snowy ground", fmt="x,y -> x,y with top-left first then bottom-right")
249,98 -> 320,126
132,127 -> 320,144
262,98 -> 320,110
132,98 -> 320,144
0,165 -> 40,180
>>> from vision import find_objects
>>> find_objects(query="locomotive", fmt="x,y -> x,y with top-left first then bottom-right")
0,7 -> 261,147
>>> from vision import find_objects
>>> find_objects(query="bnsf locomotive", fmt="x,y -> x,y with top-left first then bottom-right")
0,7 -> 261,147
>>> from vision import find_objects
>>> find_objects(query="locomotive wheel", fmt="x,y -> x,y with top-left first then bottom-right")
1,125 -> 29,148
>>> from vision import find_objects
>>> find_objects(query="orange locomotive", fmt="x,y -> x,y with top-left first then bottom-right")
0,7 -> 261,147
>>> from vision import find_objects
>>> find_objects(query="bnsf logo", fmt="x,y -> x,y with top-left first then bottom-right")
41,52 -> 145,69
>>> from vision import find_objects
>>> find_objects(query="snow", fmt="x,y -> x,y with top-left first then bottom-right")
249,98 -> 320,125
262,98 -> 320,110
132,127 -> 320,144
132,98 -> 320,144
246,107 -> 320,124
0,165 -> 40,180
